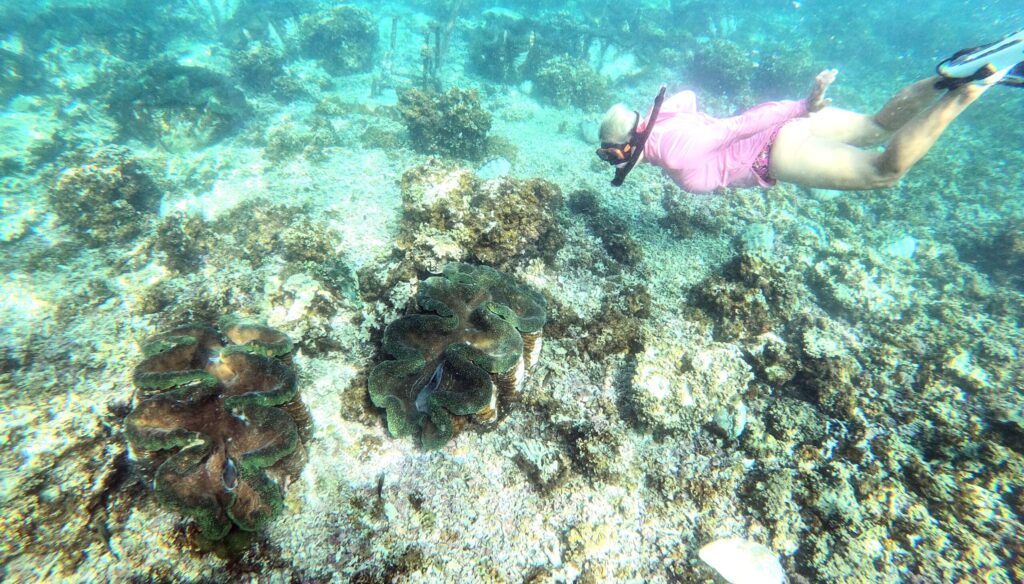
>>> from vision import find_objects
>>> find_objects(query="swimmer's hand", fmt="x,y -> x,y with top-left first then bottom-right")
807,69 -> 837,112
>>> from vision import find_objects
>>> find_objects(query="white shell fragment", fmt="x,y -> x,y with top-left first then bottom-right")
698,538 -> 785,584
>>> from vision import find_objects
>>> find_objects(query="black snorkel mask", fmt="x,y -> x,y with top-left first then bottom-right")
596,85 -> 667,187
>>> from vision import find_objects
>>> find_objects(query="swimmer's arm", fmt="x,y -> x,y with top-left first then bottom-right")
806,69 -> 837,112
713,99 -> 811,143
712,69 -> 836,144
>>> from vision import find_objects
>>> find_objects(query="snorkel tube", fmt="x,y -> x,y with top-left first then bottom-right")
605,85 -> 667,187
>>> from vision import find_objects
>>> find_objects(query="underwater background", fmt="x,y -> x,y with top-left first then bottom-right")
1,0 -> 1022,581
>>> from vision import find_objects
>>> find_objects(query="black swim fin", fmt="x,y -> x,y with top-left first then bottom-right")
998,61 -> 1024,88
936,28 -> 1024,89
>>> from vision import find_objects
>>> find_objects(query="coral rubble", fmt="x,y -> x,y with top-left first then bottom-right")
368,263 -> 546,449
124,318 -> 305,540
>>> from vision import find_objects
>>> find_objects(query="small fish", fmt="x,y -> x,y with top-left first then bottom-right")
415,362 -> 445,413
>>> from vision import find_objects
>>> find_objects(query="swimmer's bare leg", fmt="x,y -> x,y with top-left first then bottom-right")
806,76 -> 945,147
770,81 -> 991,190
872,76 -> 945,133
874,81 -> 987,180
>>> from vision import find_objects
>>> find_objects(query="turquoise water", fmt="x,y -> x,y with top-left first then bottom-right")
1,1 -> 1022,582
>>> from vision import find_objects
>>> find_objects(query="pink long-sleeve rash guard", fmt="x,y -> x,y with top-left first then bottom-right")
641,90 -> 809,193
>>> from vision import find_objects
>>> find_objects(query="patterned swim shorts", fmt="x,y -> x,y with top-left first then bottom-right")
751,122 -> 789,185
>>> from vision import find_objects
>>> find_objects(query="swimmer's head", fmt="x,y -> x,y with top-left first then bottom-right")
597,86 -> 666,186
599,103 -> 639,146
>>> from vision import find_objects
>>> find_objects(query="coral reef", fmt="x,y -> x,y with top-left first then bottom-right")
690,39 -> 755,97
124,318 -> 305,540
397,88 -> 492,161
153,199 -> 346,276
368,263 -> 546,449
146,200 -> 356,354
360,126 -> 406,151
3,1 -> 1023,581
533,56 -> 609,109
48,146 -> 162,246
752,41 -> 819,98
298,6 -> 378,76
233,41 -> 285,92
152,212 -> 215,274
467,10 -> 535,84
397,160 -> 564,271
107,61 -> 253,151
544,280 -> 651,361
963,219 -> 1024,289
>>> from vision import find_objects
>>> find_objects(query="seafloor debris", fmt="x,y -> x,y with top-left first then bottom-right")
368,263 -> 546,449
298,5 -> 378,76
397,87 -> 492,161
48,145 -> 162,246
124,317 -> 306,541
698,537 -> 785,584
107,61 -> 252,151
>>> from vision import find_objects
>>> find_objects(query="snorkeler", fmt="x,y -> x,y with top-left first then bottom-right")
597,28 -> 1024,192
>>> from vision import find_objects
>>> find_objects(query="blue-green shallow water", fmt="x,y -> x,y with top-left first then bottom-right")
0,1 -> 1021,582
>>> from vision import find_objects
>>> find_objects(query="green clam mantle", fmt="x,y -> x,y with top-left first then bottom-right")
368,263 -> 546,449
124,317 -> 303,540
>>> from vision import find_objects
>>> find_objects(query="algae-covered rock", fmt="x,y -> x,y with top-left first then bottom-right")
124,318 -> 305,540
107,61 -> 252,151
397,88 -> 492,161
368,263 -> 546,449
694,253 -> 802,341
659,190 -> 727,239
48,146 -> 162,246
298,5 -> 378,76
630,329 -> 753,432
533,56 -> 610,109
398,160 -> 563,271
